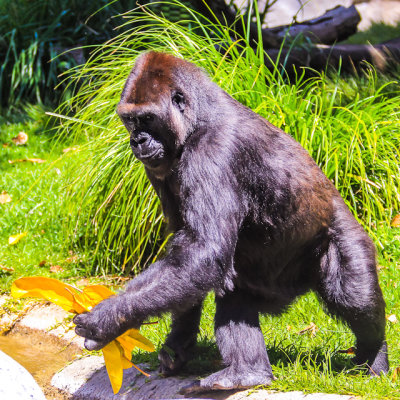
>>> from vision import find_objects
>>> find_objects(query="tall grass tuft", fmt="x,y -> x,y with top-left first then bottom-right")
56,1 -> 400,274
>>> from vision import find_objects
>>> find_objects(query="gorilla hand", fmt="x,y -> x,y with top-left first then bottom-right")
73,296 -> 128,351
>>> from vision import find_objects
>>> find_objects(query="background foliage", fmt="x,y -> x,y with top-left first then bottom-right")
54,2 -> 400,274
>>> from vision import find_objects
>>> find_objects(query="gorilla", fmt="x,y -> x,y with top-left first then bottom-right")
74,51 -> 388,393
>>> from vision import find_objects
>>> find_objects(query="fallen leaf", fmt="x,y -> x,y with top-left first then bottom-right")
62,146 -> 78,153
0,265 -> 15,274
12,131 -> 28,145
338,347 -> 356,355
8,232 -> 28,245
10,276 -> 155,394
8,158 -> 46,164
39,260 -> 47,267
2,143 -> 10,148
387,314 -> 398,324
50,265 -> 64,273
76,278 -> 90,287
65,255 -> 78,263
11,276 -> 83,313
0,191 -> 12,204
392,366 -> 400,382
391,215 -> 400,227
298,322 -> 318,337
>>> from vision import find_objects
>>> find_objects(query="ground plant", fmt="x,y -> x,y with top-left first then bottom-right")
1,2 -> 399,398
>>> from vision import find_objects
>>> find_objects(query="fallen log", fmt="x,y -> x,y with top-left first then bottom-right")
268,6 -> 361,45
190,1 -> 361,48
265,38 -> 400,73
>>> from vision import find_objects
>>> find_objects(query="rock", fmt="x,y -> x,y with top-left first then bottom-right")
52,355 -> 358,400
0,350 -> 46,400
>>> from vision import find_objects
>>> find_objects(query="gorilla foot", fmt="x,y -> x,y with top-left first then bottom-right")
159,346 -> 189,376
179,366 -> 274,394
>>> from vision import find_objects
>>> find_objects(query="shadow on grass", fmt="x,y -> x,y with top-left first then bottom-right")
132,338 -> 361,378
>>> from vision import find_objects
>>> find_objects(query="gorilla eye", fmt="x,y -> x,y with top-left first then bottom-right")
172,92 -> 185,112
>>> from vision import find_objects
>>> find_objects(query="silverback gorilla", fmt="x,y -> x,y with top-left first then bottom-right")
74,52 -> 388,393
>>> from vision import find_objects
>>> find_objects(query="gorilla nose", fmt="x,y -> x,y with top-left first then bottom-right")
131,132 -> 150,147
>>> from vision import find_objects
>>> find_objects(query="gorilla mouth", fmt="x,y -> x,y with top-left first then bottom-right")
138,148 -> 165,164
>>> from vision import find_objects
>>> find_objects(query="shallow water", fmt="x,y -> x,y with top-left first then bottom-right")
0,329 -> 79,398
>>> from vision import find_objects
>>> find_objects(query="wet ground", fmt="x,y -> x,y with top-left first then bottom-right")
0,327 -> 80,399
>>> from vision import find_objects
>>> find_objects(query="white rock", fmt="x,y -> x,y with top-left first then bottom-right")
0,350 -> 46,400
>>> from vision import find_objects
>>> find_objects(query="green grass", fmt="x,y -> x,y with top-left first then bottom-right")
0,105 -> 87,291
342,22 -> 400,45
55,1 -> 400,275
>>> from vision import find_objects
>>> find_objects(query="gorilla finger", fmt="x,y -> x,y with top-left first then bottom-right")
85,338 -> 106,351
73,313 -> 87,325
75,326 -> 95,338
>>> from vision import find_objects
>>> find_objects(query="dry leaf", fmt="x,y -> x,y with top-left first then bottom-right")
76,278 -> 90,287
338,347 -> 356,355
8,232 -> 28,245
10,276 -> 154,394
392,366 -> 400,382
62,147 -> 78,153
298,322 -> 318,337
0,265 -> 15,274
391,215 -> 400,227
0,191 -> 12,204
12,132 -> 28,145
50,265 -> 64,273
387,314 -> 398,324
2,143 -> 10,148
39,260 -> 47,267
65,254 -> 78,263
8,158 -> 46,164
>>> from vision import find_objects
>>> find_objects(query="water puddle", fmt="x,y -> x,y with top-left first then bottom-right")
0,327 -> 81,399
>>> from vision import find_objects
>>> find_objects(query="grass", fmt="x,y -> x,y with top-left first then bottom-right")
55,1 -> 400,275
0,105 -> 87,291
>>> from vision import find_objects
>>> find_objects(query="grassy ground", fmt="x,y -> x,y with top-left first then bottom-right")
0,107 -> 86,290
1,110 -> 399,399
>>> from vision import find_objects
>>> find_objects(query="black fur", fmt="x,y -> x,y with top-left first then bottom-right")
74,52 -> 388,392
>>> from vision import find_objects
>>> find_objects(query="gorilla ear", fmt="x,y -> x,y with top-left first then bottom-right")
172,92 -> 185,113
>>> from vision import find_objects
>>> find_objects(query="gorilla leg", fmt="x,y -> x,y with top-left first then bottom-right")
182,291 -> 274,393
318,234 -> 388,375
159,304 -> 202,376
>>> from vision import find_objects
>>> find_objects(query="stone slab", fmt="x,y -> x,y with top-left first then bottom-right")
52,355 -> 358,400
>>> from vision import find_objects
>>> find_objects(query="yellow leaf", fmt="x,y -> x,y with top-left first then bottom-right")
102,341 -> 124,394
11,276 -> 155,394
74,285 -> 114,312
8,232 -> 27,245
117,328 -> 155,353
0,191 -> 12,204
11,277 -> 82,313
391,215 -> 400,227
8,158 -> 46,164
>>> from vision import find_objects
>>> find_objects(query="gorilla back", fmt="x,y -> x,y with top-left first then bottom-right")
74,51 -> 388,393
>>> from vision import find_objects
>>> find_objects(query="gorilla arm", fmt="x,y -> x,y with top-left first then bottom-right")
74,170 -> 243,351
